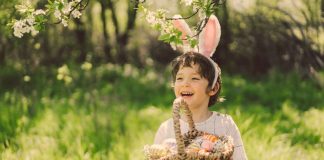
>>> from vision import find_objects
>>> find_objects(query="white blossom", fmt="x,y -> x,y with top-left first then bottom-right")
62,2 -> 72,14
146,11 -> 156,25
15,4 -> 29,14
11,0 -> 86,37
25,16 -> 35,26
13,29 -> 24,38
162,23 -> 173,34
71,10 -> 82,19
54,10 -> 61,19
13,20 -> 28,38
12,15 -> 38,38
61,19 -> 68,27
198,9 -> 206,19
34,9 -> 46,15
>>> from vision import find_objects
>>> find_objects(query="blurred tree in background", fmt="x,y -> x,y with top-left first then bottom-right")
1,1 -> 323,159
1,0 -> 142,66
1,0 -> 323,76
216,0 -> 323,76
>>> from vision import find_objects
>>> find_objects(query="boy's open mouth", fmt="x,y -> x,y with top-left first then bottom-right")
180,91 -> 194,97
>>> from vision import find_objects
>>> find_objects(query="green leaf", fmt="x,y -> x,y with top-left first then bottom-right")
58,2 -> 64,10
137,4 -> 145,13
47,0 -> 53,5
170,35 -> 177,43
175,39 -> 183,45
176,30 -> 182,37
153,23 -> 161,30
158,34 -> 171,42
34,24 -> 45,31
35,15 -> 44,22
189,38 -> 198,48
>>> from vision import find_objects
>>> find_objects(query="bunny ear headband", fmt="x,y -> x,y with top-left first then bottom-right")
172,14 -> 221,88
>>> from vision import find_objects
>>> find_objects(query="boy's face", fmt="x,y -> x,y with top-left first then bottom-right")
174,63 -> 216,109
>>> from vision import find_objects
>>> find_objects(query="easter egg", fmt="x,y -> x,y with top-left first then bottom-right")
201,140 -> 214,152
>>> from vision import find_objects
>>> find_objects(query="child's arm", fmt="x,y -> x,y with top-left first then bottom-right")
154,124 -> 165,144
154,119 -> 171,144
226,116 -> 248,160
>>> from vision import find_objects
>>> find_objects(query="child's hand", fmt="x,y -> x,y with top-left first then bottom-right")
173,97 -> 184,104
173,97 -> 188,108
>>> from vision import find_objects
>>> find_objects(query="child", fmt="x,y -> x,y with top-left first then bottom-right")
153,15 -> 247,160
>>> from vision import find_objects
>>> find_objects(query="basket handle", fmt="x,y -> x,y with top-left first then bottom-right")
172,98 -> 197,158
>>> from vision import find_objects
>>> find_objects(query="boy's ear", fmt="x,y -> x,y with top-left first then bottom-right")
208,82 -> 219,96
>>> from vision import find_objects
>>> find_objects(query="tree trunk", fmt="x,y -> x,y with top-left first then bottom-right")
215,1 -> 231,67
0,39 -> 5,65
116,35 -> 128,64
116,0 -> 140,64
75,19 -> 87,63
100,0 -> 114,62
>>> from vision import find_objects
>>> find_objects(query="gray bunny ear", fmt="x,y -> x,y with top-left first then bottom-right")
198,15 -> 221,57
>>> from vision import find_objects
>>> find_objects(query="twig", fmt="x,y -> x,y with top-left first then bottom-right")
165,9 -> 200,20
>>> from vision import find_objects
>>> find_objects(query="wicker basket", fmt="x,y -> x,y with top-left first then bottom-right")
144,98 -> 234,160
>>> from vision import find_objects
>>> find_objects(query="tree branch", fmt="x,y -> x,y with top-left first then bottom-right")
165,9 -> 199,20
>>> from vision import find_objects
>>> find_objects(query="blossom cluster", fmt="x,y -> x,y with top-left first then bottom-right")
140,5 -> 195,51
52,0 -> 83,26
12,6 -> 46,38
141,7 -> 174,37
10,0 -> 84,38
140,0 -> 217,51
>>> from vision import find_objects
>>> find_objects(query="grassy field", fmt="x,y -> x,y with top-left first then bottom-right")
0,64 -> 323,160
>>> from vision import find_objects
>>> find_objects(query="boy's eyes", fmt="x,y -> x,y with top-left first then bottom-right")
175,77 -> 200,81
176,77 -> 183,80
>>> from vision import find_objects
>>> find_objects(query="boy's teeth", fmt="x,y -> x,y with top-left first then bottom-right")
181,91 -> 193,96
182,91 -> 192,94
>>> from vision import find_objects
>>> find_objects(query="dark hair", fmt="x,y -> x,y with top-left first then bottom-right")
171,52 -> 222,107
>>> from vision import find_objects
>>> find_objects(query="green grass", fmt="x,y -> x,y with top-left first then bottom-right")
0,64 -> 323,160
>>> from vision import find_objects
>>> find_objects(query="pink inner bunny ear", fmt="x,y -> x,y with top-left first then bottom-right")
172,15 -> 192,43
199,15 -> 221,57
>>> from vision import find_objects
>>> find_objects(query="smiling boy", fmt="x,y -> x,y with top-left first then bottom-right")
154,52 -> 247,159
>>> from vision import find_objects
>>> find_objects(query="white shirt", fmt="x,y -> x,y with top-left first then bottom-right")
154,111 -> 247,160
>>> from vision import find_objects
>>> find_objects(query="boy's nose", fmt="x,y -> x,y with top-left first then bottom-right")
182,79 -> 190,86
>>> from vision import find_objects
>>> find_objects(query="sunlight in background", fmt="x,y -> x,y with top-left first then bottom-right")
229,0 -> 256,13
